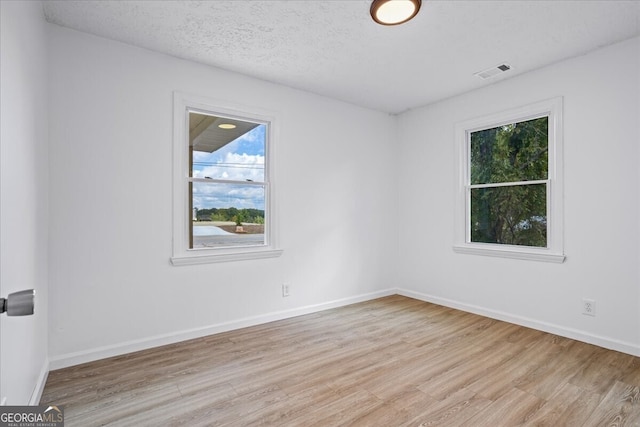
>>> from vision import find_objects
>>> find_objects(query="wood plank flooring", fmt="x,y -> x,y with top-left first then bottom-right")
41,295 -> 640,426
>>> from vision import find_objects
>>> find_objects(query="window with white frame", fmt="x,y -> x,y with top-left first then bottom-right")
171,93 -> 282,265
454,98 -> 564,263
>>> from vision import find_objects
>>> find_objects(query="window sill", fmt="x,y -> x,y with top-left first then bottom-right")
453,244 -> 565,263
171,248 -> 283,266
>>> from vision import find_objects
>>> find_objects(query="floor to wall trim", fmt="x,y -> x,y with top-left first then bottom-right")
397,288 -> 640,357
48,287 -> 640,372
48,289 -> 396,371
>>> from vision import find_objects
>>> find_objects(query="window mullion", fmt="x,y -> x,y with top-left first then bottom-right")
189,177 -> 266,186
468,179 -> 549,189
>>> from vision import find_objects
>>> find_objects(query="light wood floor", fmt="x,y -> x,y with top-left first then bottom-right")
41,295 -> 640,426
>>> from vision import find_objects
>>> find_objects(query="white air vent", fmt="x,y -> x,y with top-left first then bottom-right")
475,63 -> 512,80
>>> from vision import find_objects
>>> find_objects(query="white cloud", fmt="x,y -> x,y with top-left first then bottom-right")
194,152 -> 264,182
191,125 -> 266,210
192,182 -> 264,211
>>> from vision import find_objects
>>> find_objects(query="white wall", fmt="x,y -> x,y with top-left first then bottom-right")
0,1 -> 50,404
13,5 -> 637,380
398,36 -> 640,354
47,25 -> 397,366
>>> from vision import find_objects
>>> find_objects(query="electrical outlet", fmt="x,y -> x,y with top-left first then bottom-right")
582,298 -> 596,316
282,283 -> 290,297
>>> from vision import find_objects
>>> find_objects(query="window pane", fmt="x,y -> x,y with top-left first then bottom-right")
189,112 -> 265,182
470,117 -> 548,185
471,184 -> 547,247
191,182 -> 265,248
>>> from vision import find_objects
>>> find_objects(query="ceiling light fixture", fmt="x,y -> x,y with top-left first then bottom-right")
218,123 -> 237,130
370,0 -> 421,26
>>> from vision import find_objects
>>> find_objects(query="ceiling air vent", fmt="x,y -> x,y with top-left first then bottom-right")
475,63 -> 512,80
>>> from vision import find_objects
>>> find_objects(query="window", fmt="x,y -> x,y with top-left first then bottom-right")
454,98 -> 564,262
171,93 -> 282,265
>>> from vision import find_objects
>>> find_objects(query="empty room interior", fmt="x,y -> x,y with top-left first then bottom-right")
2,0 -> 640,425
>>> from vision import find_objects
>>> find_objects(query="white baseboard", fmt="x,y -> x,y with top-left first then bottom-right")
49,289 -> 396,370
29,358 -> 49,405
48,287 -> 640,371
397,288 -> 640,357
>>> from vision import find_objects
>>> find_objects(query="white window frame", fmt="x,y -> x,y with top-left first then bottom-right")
454,97 -> 565,263
171,92 -> 282,265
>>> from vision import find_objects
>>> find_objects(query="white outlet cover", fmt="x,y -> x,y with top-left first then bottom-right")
583,299 -> 596,316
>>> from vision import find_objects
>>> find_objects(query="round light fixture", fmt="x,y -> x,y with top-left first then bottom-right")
370,0 -> 421,26
218,123 -> 237,130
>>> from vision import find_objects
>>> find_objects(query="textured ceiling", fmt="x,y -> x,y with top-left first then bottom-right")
43,1 -> 640,114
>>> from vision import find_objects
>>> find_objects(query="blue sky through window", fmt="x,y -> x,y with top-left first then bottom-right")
192,125 -> 266,212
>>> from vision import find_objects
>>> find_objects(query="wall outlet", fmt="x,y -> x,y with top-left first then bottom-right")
582,298 -> 596,316
282,283 -> 290,297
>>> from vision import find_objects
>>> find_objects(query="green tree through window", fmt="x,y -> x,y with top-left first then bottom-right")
469,117 -> 548,247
